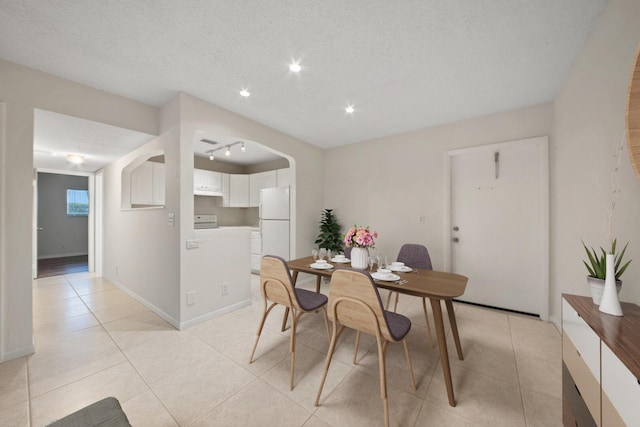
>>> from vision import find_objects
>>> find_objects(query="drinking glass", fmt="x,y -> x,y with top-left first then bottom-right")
319,248 -> 327,260
378,255 -> 388,270
312,248 -> 319,261
326,249 -> 332,261
368,254 -> 376,271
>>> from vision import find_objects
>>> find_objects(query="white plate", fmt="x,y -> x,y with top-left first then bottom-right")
310,263 -> 334,270
371,272 -> 400,281
388,265 -> 412,273
330,258 -> 351,263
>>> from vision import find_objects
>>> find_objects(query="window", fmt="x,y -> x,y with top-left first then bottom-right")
67,189 -> 89,216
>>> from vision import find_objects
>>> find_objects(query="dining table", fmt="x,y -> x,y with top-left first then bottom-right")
285,256 -> 468,407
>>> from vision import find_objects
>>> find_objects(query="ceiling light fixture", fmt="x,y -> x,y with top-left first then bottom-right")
66,154 -> 84,164
240,89 -> 250,97
205,141 -> 247,160
345,105 -> 355,114
289,61 -> 302,73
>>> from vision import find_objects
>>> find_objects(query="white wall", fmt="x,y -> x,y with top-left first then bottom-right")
176,93 -> 325,325
550,0 -> 640,326
102,128 -> 181,325
0,59 -> 158,361
37,173 -> 89,259
324,104 -> 553,269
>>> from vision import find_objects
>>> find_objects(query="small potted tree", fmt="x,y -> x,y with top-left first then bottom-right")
315,209 -> 343,255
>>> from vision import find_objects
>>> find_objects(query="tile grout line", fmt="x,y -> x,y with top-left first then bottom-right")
507,314 -> 529,427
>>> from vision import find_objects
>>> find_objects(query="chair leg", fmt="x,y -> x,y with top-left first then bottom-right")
353,331 -> 361,364
402,338 -> 417,391
393,292 -> 399,312
321,307 -> 331,343
281,307 -> 289,332
289,309 -> 303,391
249,301 -> 276,363
421,297 -> 435,348
377,339 -> 389,427
315,325 -> 346,406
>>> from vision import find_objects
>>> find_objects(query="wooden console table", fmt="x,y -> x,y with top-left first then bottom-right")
562,294 -> 640,426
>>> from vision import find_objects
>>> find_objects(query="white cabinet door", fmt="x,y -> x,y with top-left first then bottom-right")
249,171 -> 277,207
276,168 -> 291,187
152,163 -> 165,205
230,174 -> 249,207
131,161 -> 153,205
205,170 -> 222,193
602,344 -> 640,426
222,173 -> 230,207
194,169 -> 222,194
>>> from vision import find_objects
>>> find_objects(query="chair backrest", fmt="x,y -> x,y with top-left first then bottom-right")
260,255 -> 303,311
343,247 -> 352,258
397,244 -> 432,270
328,269 -> 395,342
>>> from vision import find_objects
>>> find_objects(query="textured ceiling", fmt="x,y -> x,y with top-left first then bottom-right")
1,1 -> 606,148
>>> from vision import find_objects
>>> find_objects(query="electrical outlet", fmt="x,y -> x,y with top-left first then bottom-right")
186,291 -> 196,305
221,283 -> 229,296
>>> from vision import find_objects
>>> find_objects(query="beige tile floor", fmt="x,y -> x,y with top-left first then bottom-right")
0,272 -> 562,427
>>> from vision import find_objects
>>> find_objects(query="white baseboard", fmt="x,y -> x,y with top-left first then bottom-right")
38,252 -> 88,260
2,343 -> 35,362
104,275 -> 181,329
179,299 -> 252,330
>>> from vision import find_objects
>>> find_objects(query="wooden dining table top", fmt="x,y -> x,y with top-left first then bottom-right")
287,256 -> 467,299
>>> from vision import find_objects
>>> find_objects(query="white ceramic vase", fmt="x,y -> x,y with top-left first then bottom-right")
350,247 -> 368,270
587,276 -> 621,305
599,254 -> 623,316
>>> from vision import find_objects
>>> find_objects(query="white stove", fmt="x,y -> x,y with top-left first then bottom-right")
194,214 -> 218,229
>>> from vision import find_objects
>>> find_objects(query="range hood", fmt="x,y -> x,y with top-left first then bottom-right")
194,189 -> 223,197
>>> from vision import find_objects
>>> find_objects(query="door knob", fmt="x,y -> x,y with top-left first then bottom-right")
453,226 -> 459,231
452,237 -> 459,242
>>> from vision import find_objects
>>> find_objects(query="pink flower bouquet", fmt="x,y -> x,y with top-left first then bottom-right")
343,225 -> 378,248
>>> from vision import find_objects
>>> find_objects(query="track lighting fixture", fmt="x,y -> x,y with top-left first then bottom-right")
205,141 -> 247,160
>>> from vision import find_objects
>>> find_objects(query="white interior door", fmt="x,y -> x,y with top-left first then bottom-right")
448,137 -> 548,317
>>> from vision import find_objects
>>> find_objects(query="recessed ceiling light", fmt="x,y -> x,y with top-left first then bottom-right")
241,142 -> 246,152
225,147 -> 231,156
66,154 -> 84,164
289,61 -> 302,73
240,89 -> 250,97
345,105 -> 355,114
209,154 -> 214,161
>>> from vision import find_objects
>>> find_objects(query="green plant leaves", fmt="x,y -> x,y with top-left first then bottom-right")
582,239 -> 632,280
315,209 -> 343,253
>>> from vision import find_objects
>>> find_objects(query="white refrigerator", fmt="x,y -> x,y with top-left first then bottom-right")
259,187 -> 290,260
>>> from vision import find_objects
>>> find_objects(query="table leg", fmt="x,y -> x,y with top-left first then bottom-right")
281,271 -> 300,332
315,275 -> 322,293
445,299 -> 464,361
430,298 -> 456,407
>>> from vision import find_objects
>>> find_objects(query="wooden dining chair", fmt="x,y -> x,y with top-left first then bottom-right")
249,255 -> 330,390
389,243 -> 463,358
315,269 -> 416,427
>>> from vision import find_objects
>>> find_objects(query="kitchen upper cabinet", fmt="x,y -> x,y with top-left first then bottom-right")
194,168 -> 222,195
222,173 -> 230,207
131,161 -> 165,206
276,168 -> 291,188
230,174 -> 249,207
249,171 -> 277,207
